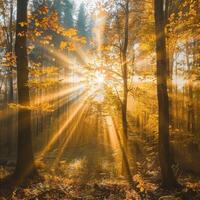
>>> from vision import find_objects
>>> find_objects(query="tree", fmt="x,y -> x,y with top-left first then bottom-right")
14,0 -> 37,180
87,17 -> 94,40
76,2 -> 87,37
6,0 -> 14,103
1,0 -> 15,102
0,0 -> 16,156
97,0 -> 143,184
154,0 -> 179,188
121,0 -> 129,145
103,0 -> 144,146
52,0 -> 62,21
63,0 -> 74,28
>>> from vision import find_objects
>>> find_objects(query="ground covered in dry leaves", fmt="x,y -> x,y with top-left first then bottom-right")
0,163 -> 200,200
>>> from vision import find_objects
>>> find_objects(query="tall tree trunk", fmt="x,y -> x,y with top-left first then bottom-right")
7,0 -> 14,103
121,0 -> 129,144
121,0 -> 130,178
186,42 -> 195,133
14,0 -> 37,180
154,0 -> 179,188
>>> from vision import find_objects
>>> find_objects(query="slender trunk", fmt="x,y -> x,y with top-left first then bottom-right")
121,0 -> 130,178
154,0 -> 178,188
6,78 -> 12,156
186,42 -> 195,133
5,0 -> 14,156
8,0 -> 14,102
121,0 -> 129,144
188,84 -> 195,133
14,0 -> 37,180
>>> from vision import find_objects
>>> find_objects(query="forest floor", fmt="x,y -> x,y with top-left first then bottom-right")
0,105 -> 200,199
0,162 -> 200,200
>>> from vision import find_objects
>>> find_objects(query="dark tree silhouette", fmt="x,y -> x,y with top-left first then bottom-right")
14,0 -> 37,180
63,0 -> 74,28
76,3 -> 87,37
154,0 -> 179,189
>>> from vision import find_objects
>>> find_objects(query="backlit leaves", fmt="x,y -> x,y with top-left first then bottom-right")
60,41 -> 68,50
2,52 -> 16,68
9,103 -> 54,112
63,28 -> 77,38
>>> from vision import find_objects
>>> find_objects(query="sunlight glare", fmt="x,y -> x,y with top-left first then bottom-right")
95,71 -> 105,85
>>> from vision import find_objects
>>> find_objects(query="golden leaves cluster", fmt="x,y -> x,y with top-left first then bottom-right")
9,102 -> 54,112
2,52 -> 16,68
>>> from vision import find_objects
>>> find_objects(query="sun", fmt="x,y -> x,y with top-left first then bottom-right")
94,71 -> 105,85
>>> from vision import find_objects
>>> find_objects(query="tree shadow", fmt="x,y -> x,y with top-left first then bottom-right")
0,171 -> 43,199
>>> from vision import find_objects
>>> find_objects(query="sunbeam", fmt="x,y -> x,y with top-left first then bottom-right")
52,101 -> 90,168
37,90 -> 95,160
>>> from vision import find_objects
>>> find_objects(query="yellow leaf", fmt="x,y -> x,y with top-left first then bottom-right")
63,28 -> 77,37
35,21 -> 40,27
68,43 -> 75,51
60,41 -> 68,50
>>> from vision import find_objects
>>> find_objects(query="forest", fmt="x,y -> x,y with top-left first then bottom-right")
0,0 -> 199,199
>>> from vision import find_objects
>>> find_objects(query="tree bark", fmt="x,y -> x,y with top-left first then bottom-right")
14,0 -> 37,180
154,0 -> 179,188
121,0 -> 129,144
7,0 -> 14,103
120,0 -> 130,178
